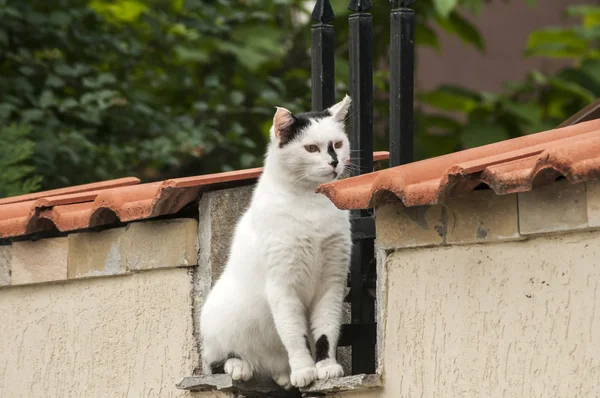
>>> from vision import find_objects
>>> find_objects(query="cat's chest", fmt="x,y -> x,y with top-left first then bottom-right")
254,192 -> 349,239
293,198 -> 348,233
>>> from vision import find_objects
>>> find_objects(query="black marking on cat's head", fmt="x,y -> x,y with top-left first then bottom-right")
315,334 -> 330,362
327,141 -> 338,168
273,108 -> 331,147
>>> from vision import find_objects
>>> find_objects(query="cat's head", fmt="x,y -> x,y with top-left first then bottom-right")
268,95 -> 351,187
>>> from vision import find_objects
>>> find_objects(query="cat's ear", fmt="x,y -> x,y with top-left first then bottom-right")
272,106 -> 295,144
328,94 -> 351,123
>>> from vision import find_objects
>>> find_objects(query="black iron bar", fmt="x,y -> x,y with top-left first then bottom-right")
348,0 -> 376,375
348,0 -> 373,176
311,0 -> 336,111
389,0 -> 415,166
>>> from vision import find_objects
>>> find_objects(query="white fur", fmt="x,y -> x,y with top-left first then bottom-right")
200,96 -> 352,388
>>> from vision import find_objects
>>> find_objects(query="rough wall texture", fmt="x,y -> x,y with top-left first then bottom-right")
0,268 -> 225,398
198,185 -> 254,284
0,244 -> 10,286
375,230 -> 600,398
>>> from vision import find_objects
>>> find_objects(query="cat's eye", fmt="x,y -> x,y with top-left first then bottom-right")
334,141 -> 343,149
305,145 -> 320,153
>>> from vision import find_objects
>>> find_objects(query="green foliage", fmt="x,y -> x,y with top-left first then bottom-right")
0,124 -> 42,197
417,3 -> 599,157
3,0 -> 587,199
0,0 -> 310,193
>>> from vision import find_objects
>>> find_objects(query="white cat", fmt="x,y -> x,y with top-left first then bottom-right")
200,95 -> 353,389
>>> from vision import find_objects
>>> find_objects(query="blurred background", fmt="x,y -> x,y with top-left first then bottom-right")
1,0 -> 597,198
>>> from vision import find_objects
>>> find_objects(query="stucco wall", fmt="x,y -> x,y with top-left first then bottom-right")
0,268 -> 218,398
353,229 -> 600,398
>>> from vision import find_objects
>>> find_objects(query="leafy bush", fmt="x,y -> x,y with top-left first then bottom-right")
0,124 -> 42,198
3,0 -> 589,198
0,0 -> 310,191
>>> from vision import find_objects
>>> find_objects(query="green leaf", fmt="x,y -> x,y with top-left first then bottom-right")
54,63 -> 90,77
502,101 -> 542,125
90,0 -> 147,23
39,90 -> 56,108
174,45 -> 209,63
230,91 -> 245,105
0,103 -> 17,119
59,98 -> 79,112
549,77 -> 596,102
415,24 -> 440,51
580,59 -> 600,85
21,109 -> 45,123
48,11 -> 70,25
433,0 -> 458,18
526,28 -> 588,58
566,5 -> 600,27
420,85 -> 480,112
460,121 -> 510,149
437,12 -> 485,51
45,75 -> 65,88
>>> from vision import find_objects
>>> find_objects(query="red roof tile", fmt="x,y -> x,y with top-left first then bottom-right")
0,152 -> 389,239
317,120 -> 600,210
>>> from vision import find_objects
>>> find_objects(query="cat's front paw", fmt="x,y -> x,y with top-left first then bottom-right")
224,358 -> 253,381
316,359 -> 344,380
272,373 -> 293,390
290,366 -> 318,387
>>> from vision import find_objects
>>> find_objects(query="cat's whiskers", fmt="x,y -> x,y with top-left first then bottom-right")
291,170 -> 315,188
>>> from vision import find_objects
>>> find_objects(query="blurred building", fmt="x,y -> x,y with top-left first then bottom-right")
418,0 -> 589,93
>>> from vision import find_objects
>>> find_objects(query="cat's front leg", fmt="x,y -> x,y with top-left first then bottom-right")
310,233 -> 351,380
265,272 -> 317,388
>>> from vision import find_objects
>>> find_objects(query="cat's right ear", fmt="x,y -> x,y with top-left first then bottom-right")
272,106 -> 295,145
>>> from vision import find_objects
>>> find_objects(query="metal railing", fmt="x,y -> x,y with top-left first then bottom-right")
310,0 -> 416,375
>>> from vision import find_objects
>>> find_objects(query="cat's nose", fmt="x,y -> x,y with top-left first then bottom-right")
330,159 -> 339,168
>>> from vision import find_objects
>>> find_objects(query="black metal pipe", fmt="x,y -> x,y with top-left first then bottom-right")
389,0 -> 415,166
311,0 -> 336,111
348,3 -> 373,176
348,0 -> 376,375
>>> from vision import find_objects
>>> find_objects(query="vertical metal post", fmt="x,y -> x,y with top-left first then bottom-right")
348,0 -> 373,176
389,0 -> 415,167
311,0 -> 336,111
348,0 -> 375,375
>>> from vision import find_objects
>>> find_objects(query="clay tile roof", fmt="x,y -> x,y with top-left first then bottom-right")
0,152 -> 389,239
317,120 -> 600,210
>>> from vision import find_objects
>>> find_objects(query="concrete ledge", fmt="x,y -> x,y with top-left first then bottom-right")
12,237 -> 68,285
177,375 -> 297,397
177,374 -> 381,397
377,180 -> 600,250
125,218 -> 198,271
446,190 -> 522,245
2,218 -> 198,288
587,179 -> 600,228
375,201 -> 445,249
300,374 -> 381,394
519,179 -> 588,236
68,228 -> 125,278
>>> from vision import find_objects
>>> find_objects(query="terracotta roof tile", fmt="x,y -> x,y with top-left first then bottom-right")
0,177 -> 140,205
317,120 -> 600,210
0,152 -> 389,239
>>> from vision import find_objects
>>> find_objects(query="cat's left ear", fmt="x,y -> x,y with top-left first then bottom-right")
328,94 -> 351,123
